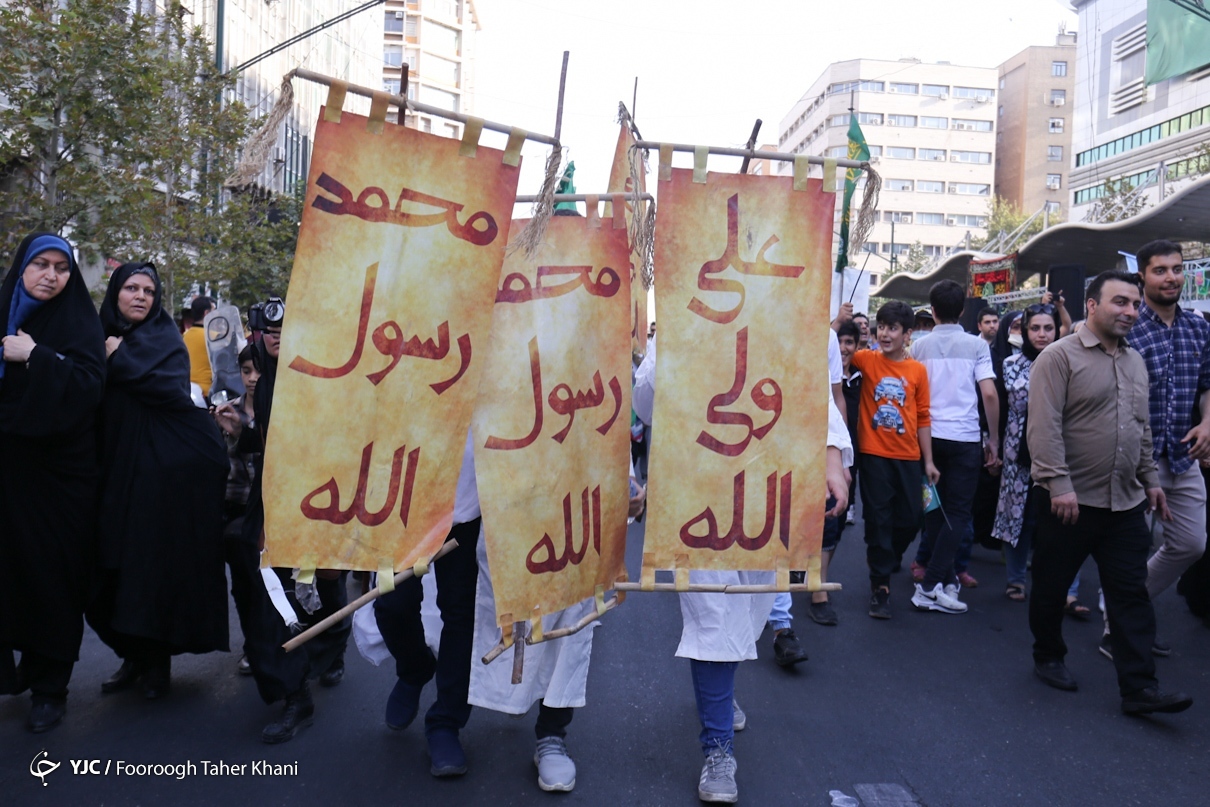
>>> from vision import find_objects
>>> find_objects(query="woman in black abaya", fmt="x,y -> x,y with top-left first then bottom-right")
86,263 -> 229,699
0,233 -> 106,733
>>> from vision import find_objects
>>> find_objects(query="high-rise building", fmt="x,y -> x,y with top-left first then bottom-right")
381,0 -> 479,137
1068,0 -> 1210,219
194,0 -> 384,196
995,32 -> 1078,221
777,59 -> 998,289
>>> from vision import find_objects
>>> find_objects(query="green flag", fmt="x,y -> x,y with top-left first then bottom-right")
1146,0 -> 1210,86
835,115 -> 869,274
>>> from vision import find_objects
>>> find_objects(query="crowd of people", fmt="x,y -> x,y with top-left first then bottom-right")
0,230 -> 1207,804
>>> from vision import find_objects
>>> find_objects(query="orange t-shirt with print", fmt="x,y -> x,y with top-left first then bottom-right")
849,349 -> 931,461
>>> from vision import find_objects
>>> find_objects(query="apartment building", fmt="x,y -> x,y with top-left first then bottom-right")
778,59 -> 998,288
1069,0 -> 1210,219
995,32 -> 1078,220
381,0 -> 479,137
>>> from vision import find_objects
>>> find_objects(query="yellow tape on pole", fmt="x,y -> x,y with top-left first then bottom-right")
459,116 -> 485,158
377,559 -> 395,593
367,92 -> 390,135
793,155 -> 810,191
693,145 -> 709,184
822,158 -> 838,193
323,80 -> 348,124
503,128 -> 527,167
659,144 -> 673,182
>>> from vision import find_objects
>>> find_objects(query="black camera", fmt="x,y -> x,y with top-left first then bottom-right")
248,296 -> 285,332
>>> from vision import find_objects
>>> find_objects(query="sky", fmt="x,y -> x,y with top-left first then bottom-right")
468,0 -> 1079,198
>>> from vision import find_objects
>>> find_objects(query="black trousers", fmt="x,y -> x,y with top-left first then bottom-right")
375,518 -> 481,736
921,439 -> 983,590
273,568 -> 350,679
226,513 -> 308,705
536,704 -> 574,739
1029,491 -> 1158,696
860,454 -> 923,589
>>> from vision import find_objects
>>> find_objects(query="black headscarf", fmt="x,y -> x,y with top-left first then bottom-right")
991,310 -> 1022,380
0,232 -> 105,435
1020,307 -> 1057,362
100,262 -> 192,409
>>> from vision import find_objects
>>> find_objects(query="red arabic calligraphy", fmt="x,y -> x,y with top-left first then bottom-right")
526,486 -> 603,574
680,470 -> 792,552
300,441 -> 421,527
688,194 -> 805,324
696,327 -> 783,457
496,264 -> 621,304
289,263 -> 471,394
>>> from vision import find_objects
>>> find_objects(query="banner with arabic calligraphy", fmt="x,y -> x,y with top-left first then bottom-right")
262,107 -> 520,572
472,212 -> 632,627
643,168 -> 835,574
606,125 -> 649,354
968,253 -> 1016,299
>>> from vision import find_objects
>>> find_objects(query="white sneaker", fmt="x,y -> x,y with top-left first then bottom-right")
698,747 -> 738,803
731,699 -> 746,732
534,737 -> 576,792
911,582 -> 967,614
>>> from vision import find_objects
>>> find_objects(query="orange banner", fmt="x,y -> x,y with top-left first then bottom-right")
263,107 -> 520,573
606,125 -> 649,355
643,168 -> 835,576
472,211 -> 632,628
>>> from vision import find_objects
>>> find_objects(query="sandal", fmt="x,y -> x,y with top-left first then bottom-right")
1005,584 -> 1027,602
1064,600 -> 1091,621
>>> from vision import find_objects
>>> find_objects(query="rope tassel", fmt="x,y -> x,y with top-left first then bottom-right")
226,71 -> 297,189
508,146 -> 564,257
847,164 -> 882,259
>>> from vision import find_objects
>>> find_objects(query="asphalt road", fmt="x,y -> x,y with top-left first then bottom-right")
3,514 -> 1208,806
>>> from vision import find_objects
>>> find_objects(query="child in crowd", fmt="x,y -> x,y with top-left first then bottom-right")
848,302 -> 939,619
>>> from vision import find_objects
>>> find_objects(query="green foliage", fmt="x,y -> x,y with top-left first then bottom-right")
0,0 -> 299,308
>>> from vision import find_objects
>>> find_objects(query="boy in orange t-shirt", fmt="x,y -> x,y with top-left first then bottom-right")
849,300 -> 939,619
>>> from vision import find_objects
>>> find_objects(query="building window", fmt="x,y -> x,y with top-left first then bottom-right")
950,214 -> 988,227
998,105 -> 1004,117
917,180 -> 944,194
827,145 -> 848,158
917,212 -> 945,225
1052,61 -> 1067,77
405,16 -> 418,37
919,148 -> 946,161
923,245 -> 945,257
1119,49 -> 1146,86
1046,174 -> 1062,190
886,114 -> 917,127
828,113 -> 851,127
423,53 -> 460,86
826,80 -> 885,95
867,145 -> 883,158
862,243 -> 879,254
445,122 -> 460,138
420,85 -> 459,112
426,21 -> 461,55
951,150 -> 992,164
949,183 -> 991,196
1049,117 -> 1065,133
887,146 -> 916,159
384,44 -> 403,67
922,84 -> 949,97
920,116 -> 947,129
385,11 -> 403,32
858,112 -> 883,125
889,82 -> 918,94
999,77 -> 1006,89
886,179 -> 914,192
884,211 -> 912,223
952,118 -> 993,132
1048,145 -> 1063,161
1050,89 -> 1066,106
952,86 -> 995,99
1045,201 -> 1061,214
383,79 -> 401,95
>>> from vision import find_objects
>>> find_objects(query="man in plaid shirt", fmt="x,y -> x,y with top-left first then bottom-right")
1112,240 -> 1210,658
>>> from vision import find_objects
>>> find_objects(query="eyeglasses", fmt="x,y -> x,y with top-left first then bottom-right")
1025,303 -> 1057,316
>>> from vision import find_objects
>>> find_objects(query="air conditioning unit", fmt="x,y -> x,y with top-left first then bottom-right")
950,154 -> 960,161
939,92 -> 949,100
1052,97 -> 1065,106
273,147 -> 284,164
933,153 -> 946,160
947,186 -> 958,194
395,11 -> 404,18
976,95 -> 990,103
870,155 -> 881,163
946,217 -> 957,225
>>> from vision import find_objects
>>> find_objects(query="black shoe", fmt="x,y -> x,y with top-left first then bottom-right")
772,629 -> 808,667
1121,687 -> 1193,715
262,684 -> 315,744
237,654 -> 252,677
428,729 -> 468,777
1098,636 -> 1114,661
808,600 -> 839,626
101,659 -> 141,694
318,656 -> 344,688
27,698 -> 66,733
868,587 -> 891,620
1034,660 -> 1078,691
141,658 -> 171,700
1151,640 -> 1172,657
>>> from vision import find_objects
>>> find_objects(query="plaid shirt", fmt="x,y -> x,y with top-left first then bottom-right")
1129,302 -> 1210,475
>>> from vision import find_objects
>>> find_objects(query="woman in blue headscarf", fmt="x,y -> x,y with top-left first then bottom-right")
0,233 -> 106,733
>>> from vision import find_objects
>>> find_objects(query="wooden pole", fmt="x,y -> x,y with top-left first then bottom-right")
613,581 -> 842,594
553,51 -> 570,143
481,596 -> 622,665
633,140 -> 867,170
281,539 -> 460,653
739,119 -> 763,174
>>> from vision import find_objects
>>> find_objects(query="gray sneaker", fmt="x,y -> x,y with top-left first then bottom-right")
731,699 -> 746,732
698,747 -> 738,803
534,737 -> 576,792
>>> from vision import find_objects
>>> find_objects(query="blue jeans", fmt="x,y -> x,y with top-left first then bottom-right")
690,660 -> 737,755
768,593 -> 792,631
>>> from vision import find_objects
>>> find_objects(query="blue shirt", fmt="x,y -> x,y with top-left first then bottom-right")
1128,302 -> 1210,475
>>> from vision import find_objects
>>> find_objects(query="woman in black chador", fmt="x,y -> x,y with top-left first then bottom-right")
87,262 -> 229,699
0,233 -> 106,733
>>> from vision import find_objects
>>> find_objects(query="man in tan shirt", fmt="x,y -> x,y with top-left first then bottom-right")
1026,270 -> 1192,716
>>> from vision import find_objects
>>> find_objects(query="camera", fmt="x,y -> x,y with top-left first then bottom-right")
248,296 -> 285,332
